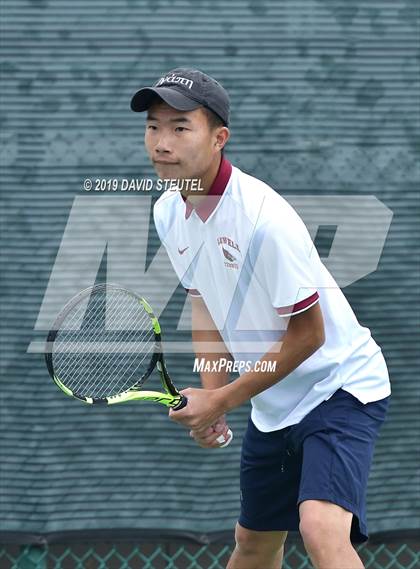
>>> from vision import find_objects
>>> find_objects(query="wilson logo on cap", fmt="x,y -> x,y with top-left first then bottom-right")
155,74 -> 194,89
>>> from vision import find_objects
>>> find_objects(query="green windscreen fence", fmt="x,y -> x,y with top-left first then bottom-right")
1,540 -> 419,569
1,0 -> 419,566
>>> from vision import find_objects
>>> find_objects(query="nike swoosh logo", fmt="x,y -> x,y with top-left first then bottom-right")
178,246 -> 189,255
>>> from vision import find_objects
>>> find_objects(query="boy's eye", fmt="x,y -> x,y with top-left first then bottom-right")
147,125 -> 157,130
175,127 -> 187,132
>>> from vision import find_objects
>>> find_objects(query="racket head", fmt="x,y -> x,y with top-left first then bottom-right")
45,283 -> 163,404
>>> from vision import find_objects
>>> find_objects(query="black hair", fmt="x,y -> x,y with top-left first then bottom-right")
202,107 -> 227,130
202,107 -> 228,155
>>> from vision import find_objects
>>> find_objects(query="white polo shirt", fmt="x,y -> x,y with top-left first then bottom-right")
153,157 -> 391,431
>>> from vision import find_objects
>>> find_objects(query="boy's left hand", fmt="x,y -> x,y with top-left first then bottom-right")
169,387 -> 224,431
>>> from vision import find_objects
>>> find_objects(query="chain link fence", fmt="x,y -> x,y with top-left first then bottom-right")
1,539 -> 419,569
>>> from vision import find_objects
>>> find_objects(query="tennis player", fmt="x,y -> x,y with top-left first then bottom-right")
131,68 -> 391,569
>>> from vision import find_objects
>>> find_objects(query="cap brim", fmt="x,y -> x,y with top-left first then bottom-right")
130,87 -> 201,113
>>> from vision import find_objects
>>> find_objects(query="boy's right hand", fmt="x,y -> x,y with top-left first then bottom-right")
190,415 -> 232,448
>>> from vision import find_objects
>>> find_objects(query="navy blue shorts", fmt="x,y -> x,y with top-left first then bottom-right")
239,388 -> 390,542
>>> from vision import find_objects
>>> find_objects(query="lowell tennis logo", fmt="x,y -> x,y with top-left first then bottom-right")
217,236 -> 240,270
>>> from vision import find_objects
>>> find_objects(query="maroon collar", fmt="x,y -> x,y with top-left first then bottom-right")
182,156 -> 232,222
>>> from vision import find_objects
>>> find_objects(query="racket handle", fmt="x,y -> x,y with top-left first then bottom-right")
216,428 -> 233,448
172,394 -> 188,411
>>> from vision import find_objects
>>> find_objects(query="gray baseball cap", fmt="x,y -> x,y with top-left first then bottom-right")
130,68 -> 230,126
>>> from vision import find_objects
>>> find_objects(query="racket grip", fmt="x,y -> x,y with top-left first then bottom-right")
216,428 -> 233,448
172,394 -> 188,410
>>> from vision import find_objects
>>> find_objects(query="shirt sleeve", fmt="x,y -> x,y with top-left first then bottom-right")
153,202 -> 201,297
180,260 -> 202,297
250,218 -> 319,317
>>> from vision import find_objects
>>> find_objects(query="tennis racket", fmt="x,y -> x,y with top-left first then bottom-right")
45,283 -> 233,447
